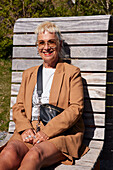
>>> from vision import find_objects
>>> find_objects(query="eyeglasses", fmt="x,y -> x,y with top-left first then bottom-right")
38,39 -> 57,50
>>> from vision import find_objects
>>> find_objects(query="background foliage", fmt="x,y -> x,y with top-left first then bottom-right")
1,0 -> 113,59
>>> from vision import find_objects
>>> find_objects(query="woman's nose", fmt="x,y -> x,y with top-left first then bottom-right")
43,42 -> 49,50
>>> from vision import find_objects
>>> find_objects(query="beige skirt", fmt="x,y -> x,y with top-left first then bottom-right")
7,120 -> 89,165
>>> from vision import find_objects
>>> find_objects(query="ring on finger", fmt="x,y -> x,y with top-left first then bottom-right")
37,140 -> 40,144
33,136 -> 36,139
28,135 -> 31,138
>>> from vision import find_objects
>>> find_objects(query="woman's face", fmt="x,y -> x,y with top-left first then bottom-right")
38,31 -> 61,68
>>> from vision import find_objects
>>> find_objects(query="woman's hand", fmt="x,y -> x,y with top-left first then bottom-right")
33,131 -> 49,145
21,129 -> 36,144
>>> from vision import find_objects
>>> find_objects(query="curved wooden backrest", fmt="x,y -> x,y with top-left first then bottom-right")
9,15 -> 113,169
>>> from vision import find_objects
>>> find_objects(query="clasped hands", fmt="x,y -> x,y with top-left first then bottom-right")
21,129 -> 49,145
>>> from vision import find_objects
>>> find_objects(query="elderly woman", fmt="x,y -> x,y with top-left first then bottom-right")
0,21 -> 88,170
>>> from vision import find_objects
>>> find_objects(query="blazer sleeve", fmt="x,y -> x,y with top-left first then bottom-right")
12,71 -> 32,133
42,68 -> 84,138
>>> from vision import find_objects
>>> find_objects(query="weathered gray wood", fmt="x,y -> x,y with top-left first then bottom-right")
12,59 -> 43,70
10,97 -> 16,108
55,164 -> 93,170
7,15 -> 111,169
13,47 -> 38,58
13,33 -> 108,46
12,72 -> 106,85
14,15 -> 111,33
85,127 -> 105,140
70,46 -> 107,58
15,15 -> 111,22
84,140 -> 104,149
12,72 -> 23,83
11,84 -> 20,95
72,59 -> 106,72
13,46 -> 108,59
8,121 -> 105,140
14,20 -> 109,33
9,108 -> 105,126
81,73 -> 106,85
12,59 -> 107,71
0,133 -> 13,147
10,96 -> 105,112
75,148 -> 101,165
84,86 -> 106,99
84,99 -> 105,112
11,84 -> 106,99
83,113 -> 105,126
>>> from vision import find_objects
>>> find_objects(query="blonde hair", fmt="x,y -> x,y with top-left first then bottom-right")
35,21 -> 62,42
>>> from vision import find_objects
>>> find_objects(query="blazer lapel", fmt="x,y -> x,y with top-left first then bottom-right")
26,66 -> 39,120
49,63 -> 65,106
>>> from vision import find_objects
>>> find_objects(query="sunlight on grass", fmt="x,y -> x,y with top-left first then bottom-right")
0,59 -> 11,131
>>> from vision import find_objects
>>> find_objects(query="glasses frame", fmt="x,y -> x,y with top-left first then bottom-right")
37,39 -> 59,50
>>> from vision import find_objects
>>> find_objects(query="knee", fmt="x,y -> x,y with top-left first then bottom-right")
1,141 -> 20,160
27,146 -> 44,163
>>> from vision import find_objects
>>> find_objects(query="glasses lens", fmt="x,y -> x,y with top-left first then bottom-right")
38,39 -> 57,49
48,40 -> 56,48
38,41 -> 45,49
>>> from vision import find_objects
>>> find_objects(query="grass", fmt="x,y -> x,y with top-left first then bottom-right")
0,59 -> 11,131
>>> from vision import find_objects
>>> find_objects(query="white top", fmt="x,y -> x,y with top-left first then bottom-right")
32,67 -> 56,121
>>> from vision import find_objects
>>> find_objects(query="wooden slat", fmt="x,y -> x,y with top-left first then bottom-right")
72,59 -> 106,72
84,99 -> 105,112
12,59 -> 107,71
10,97 -> 16,108
13,46 -> 108,59
12,59 -> 43,70
84,86 -> 106,99
63,32 -> 108,45
13,33 -> 108,46
75,148 -> 102,167
15,15 -> 111,22
55,164 -> 93,170
14,20 -> 109,33
9,108 -> 105,126
8,120 -> 105,140
12,72 -> 23,83
11,84 -> 106,99
83,113 -> 105,126
12,72 -> 106,85
14,15 -> 111,33
83,140 -> 104,149
81,73 -> 106,85
10,97 -> 105,112
11,84 -> 20,95
84,127 -> 105,140
13,47 -> 38,58
8,121 -> 15,133
70,46 -> 107,58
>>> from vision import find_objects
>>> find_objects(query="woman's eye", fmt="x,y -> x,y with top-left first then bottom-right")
39,41 -> 44,45
49,40 -> 56,44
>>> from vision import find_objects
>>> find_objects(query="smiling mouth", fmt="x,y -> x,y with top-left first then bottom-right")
42,49 -> 54,56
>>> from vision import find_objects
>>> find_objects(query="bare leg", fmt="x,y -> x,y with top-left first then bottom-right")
0,140 -> 29,170
19,141 -> 66,170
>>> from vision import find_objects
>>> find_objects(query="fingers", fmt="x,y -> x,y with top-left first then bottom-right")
21,129 -> 36,143
33,131 -> 49,145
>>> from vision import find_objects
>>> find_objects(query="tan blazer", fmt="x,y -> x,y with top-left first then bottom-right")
12,62 -> 88,165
